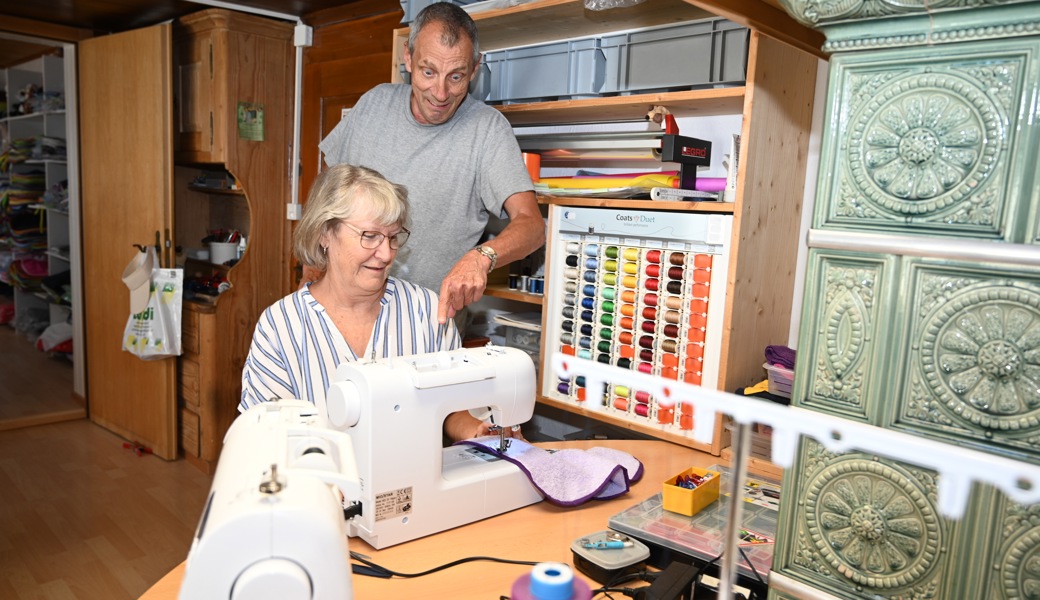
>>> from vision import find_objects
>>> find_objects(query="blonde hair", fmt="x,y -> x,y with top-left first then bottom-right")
294,164 -> 410,272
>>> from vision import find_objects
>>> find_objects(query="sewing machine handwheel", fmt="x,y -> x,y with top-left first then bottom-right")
232,558 -> 311,599
326,380 -> 361,428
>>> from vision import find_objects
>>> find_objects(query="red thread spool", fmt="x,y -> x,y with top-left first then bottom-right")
667,266 -> 684,280
663,323 -> 679,338
643,292 -> 658,307
634,403 -> 649,417
642,306 -> 657,320
645,278 -> 660,291
638,335 -> 655,349
645,264 -> 661,278
639,349 -> 654,362
641,321 -> 656,334
638,362 -> 653,374
635,390 -> 652,403
646,249 -> 662,264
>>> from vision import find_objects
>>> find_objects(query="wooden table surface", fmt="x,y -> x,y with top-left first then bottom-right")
140,438 -> 721,599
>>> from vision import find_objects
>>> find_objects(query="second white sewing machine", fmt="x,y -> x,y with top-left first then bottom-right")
322,345 -> 544,549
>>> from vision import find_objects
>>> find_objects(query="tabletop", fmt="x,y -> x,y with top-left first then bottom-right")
140,438 -> 722,599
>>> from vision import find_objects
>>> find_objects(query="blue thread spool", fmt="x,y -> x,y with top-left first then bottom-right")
511,563 -> 591,600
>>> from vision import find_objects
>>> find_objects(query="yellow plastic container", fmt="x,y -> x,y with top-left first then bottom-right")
662,467 -> 720,516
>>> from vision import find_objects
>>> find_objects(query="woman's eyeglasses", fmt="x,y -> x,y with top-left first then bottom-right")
341,222 -> 410,250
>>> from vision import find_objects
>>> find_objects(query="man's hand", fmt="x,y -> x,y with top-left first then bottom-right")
435,190 -> 545,324
437,249 -> 490,324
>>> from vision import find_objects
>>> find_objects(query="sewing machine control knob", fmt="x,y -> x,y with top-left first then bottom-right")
231,557 -> 312,600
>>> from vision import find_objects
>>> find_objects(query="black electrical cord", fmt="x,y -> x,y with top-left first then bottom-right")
591,569 -> 658,599
349,551 -> 539,579
688,545 -> 766,600
736,545 -> 766,589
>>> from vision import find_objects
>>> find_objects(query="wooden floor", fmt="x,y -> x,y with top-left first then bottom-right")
0,327 -> 213,600
0,325 -> 84,430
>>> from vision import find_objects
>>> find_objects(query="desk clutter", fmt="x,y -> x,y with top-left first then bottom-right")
609,464 -> 779,596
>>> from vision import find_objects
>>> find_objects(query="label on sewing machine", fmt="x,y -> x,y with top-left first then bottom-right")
374,487 -> 413,521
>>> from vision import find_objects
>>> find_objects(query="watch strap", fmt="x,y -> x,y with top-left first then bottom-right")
474,245 -> 497,273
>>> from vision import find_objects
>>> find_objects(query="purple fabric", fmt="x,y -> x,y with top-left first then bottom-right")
457,438 -> 644,507
765,345 -> 796,370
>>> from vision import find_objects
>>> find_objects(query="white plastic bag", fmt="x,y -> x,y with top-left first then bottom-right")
122,258 -> 184,360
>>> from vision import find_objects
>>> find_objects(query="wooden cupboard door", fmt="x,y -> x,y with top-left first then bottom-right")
172,27 -> 218,160
80,24 -> 178,460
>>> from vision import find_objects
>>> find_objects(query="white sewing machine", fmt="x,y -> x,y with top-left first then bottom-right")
322,345 -> 544,549
179,400 -> 360,600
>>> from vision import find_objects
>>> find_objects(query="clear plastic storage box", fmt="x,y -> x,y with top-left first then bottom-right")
763,362 -> 794,398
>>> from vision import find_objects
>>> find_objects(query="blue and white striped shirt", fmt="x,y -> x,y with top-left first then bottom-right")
239,277 -> 461,412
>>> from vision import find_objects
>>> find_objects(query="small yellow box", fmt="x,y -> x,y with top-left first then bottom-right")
662,467 -> 721,516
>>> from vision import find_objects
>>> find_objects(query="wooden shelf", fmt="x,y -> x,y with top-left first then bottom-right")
499,87 -> 745,126
187,184 -> 245,196
543,196 -> 735,212
470,0 -> 714,51
485,284 -> 544,305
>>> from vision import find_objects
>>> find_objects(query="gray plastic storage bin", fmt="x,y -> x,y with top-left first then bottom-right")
481,38 -> 604,104
399,0 -> 481,24
477,17 -> 748,104
600,18 -> 748,94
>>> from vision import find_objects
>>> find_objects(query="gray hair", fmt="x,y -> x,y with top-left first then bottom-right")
408,2 -> 480,67
294,164 -> 410,272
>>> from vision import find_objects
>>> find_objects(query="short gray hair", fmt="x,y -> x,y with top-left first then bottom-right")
294,164 -> 410,272
408,2 -> 480,67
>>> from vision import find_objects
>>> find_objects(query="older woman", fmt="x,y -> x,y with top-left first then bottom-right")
239,164 -> 494,442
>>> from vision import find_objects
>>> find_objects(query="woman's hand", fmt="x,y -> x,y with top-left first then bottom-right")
444,410 -> 526,443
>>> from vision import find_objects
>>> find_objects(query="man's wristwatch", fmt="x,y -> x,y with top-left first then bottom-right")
474,245 -> 498,273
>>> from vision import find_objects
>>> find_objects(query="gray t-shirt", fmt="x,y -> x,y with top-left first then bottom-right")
319,83 -> 532,292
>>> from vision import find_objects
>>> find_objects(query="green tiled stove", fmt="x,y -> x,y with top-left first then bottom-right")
771,1 -> 1040,599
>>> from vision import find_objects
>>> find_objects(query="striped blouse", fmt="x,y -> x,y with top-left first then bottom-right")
239,277 -> 461,412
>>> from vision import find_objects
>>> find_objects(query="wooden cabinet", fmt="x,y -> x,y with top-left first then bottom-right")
81,9 -> 292,467
173,10 -> 293,166
391,0 -> 819,454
